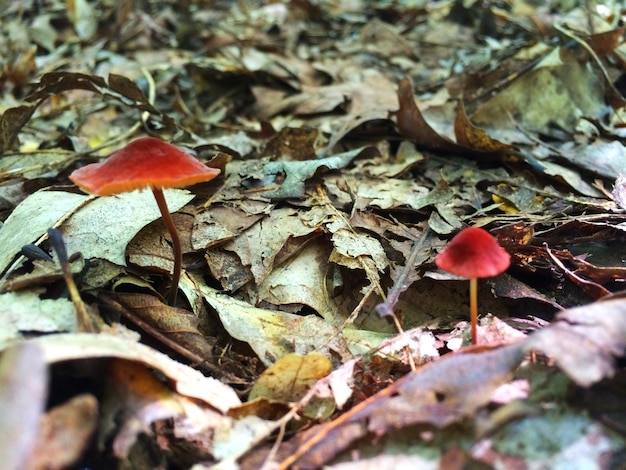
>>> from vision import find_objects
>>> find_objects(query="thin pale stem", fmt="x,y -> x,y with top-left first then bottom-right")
151,188 -> 181,306
469,277 -> 478,345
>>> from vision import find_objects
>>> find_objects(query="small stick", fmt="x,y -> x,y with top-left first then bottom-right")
48,228 -> 97,333
375,227 -> 432,317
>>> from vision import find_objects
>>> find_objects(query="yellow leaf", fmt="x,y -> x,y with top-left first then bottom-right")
249,352 -> 331,403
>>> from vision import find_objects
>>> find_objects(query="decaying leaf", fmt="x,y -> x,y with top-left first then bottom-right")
214,205 -> 323,290
0,104 -> 36,154
258,239 -> 339,321
396,78 -> 544,170
472,47 -> 607,134
26,394 -> 98,470
103,359 -> 214,458
250,352 -> 334,419
276,343 -> 526,468
201,285 -> 354,366
0,190 -> 87,276
252,296 -> 626,468
3,2 -> 626,468
454,99 -> 518,153
0,342 -> 47,470
262,147 -> 379,199
104,292 -> 215,360
26,72 -> 176,132
0,291 -> 77,346
250,353 -> 325,403
60,189 -> 194,267
525,299 -> 626,387
21,333 -> 241,411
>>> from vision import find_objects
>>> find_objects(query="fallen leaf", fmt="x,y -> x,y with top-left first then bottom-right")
250,352 -> 331,403
250,352 -> 334,419
262,147 -> 378,199
454,99 -> 517,153
0,291 -> 77,346
200,285 -> 354,366
26,72 -> 176,133
20,333 -> 241,411
26,394 -> 98,470
60,189 -> 194,267
103,359 -> 212,458
0,104 -> 37,154
525,299 -> 626,387
395,78 -> 498,161
275,343 -> 525,468
218,206 -> 322,288
258,239 -> 339,321
105,292 -> 215,360
0,190 -> 87,276
263,127 -> 319,160
0,342 -> 47,470
127,212 -> 196,275
472,47 -> 607,134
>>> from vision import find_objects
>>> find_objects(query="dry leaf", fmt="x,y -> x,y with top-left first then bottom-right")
0,342 -> 47,470
275,343 -> 525,468
525,299 -> 626,387
26,394 -> 98,470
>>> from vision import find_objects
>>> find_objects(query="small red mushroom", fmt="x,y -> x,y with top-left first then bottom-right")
69,136 -> 221,306
435,227 -> 510,345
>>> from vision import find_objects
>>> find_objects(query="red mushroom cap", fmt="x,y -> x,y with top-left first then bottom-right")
435,227 -> 510,278
69,137 -> 221,196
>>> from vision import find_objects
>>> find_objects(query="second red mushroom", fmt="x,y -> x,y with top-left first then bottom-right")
435,227 -> 510,345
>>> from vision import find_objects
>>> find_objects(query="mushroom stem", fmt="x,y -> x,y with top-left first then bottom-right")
469,277 -> 478,345
151,188 -> 182,306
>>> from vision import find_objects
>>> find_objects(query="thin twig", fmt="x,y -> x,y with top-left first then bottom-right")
375,227 -> 432,318
48,228 -> 97,332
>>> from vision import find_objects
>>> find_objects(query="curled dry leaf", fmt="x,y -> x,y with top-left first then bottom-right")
25,394 -> 98,470
104,360 -> 218,458
249,352 -> 334,419
0,342 -> 47,470
524,298 -> 626,387
22,333 -> 241,411
275,343 -> 525,469
268,296 -> 626,468
201,285 -> 354,366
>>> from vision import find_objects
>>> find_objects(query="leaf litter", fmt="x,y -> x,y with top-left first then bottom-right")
0,1 -> 626,469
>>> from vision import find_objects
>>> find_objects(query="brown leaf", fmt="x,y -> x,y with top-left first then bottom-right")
107,73 -> 151,104
249,352 -> 334,419
545,246 -> 611,300
275,343 -> 525,468
106,292 -> 215,361
0,342 -> 47,470
404,79 -> 549,171
262,127 -> 319,161
127,213 -> 195,275
396,78 -> 467,154
29,333 -> 241,409
525,299 -> 626,387
585,28 -> 626,56
454,99 -> 518,153
492,272 -> 563,311
26,394 -> 98,470
250,352 -> 332,402
27,71 -> 107,100
26,72 -> 176,133
103,360 -> 201,458
0,104 -> 37,154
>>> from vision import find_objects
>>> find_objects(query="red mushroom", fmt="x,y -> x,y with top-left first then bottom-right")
69,137 -> 221,306
435,227 -> 510,345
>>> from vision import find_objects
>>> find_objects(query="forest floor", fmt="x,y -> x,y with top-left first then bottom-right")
1,1 -> 626,469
